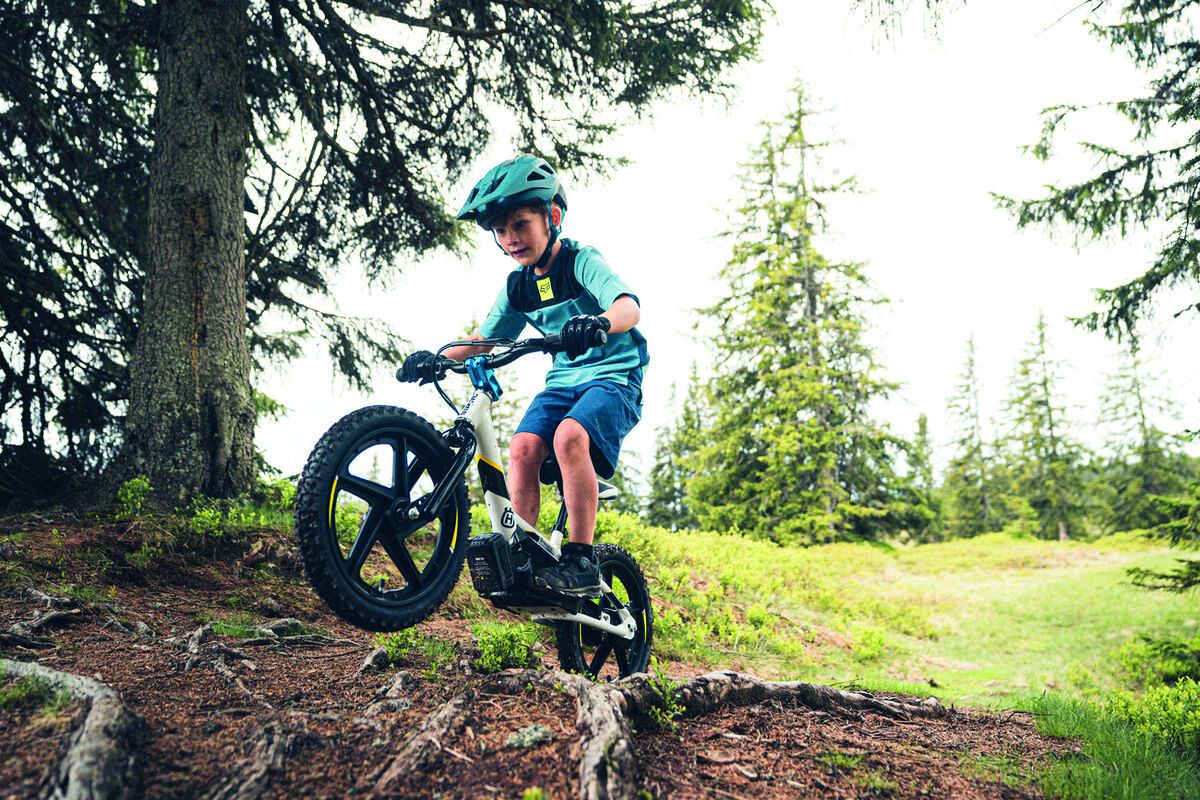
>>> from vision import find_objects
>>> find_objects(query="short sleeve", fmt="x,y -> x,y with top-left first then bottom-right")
575,247 -> 639,310
478,283 -> 526,340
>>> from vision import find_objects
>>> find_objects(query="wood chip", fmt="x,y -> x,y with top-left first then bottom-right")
735,765 -> 758,780
698,750 -> 737,765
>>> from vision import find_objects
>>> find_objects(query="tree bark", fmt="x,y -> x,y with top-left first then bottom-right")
121,0 -> 254,501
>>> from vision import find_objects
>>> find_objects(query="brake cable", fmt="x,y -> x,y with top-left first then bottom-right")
432,338 -> 515,414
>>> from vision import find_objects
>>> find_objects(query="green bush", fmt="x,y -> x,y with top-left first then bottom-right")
471,621 -> 539,673
117,476 -> 152,517
1118,634 -> 1200,688
1106,677 -> 1200,756
375,629 -> 424,665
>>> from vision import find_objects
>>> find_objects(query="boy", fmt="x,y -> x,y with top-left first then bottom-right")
400,155 -> 648,597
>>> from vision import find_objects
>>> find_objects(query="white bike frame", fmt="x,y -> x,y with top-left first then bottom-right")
456,387 -> 636,640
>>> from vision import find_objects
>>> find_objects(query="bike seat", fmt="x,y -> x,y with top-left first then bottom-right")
538,454 -> 620,500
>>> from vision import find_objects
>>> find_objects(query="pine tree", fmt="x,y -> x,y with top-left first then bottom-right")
688,86 -> 906,545
645,370 -> 704,531
998,314 -> 1086,540
1099,339 -> 1197,532
942,336 -> 997,537
0,0 -> 768,501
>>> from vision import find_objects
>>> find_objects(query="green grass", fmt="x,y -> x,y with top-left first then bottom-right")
208,612 -> 264,639
0,674 -> 73,716
1028,693 -> 1200,800
581,510 -> 1200,799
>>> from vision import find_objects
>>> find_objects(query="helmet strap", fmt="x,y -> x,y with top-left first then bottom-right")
531,200 -> 561,271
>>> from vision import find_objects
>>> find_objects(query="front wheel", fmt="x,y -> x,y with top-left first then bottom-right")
556,544 -> 653,680
294,405 -> 469,631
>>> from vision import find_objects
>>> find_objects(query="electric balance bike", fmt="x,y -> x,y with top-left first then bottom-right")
294,334 -> 653,680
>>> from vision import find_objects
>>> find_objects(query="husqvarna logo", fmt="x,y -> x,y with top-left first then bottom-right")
502,508 -> 514,528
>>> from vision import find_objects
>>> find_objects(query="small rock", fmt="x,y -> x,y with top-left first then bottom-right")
257,597 -> 285,616
735,765 -> 758,780
385,671 -> 413,698
505,724 -> 554,749
365,697 -> 413,716
260,618 -> 306,637
358,646 -> 390,675
134,621 -> 155,639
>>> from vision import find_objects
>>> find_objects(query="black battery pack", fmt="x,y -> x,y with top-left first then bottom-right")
466,533 -> 517,594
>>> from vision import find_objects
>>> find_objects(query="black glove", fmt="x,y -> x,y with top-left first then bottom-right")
560,315 -> 611,360
397,350 -> 442,384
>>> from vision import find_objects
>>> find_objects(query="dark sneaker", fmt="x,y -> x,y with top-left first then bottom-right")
534,553 -> 601,598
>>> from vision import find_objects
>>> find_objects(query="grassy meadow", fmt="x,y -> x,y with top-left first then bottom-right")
514,506 -> 1200,799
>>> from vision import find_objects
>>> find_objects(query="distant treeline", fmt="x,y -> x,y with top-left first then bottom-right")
642,89 -> 1200,546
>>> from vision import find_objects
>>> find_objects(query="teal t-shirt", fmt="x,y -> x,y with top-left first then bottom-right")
478,239 -> 649,388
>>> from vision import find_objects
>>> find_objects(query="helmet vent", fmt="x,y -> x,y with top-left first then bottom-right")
527,172 -> 544,182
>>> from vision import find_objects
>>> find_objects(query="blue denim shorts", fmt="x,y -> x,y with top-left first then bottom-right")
515,371 -> 643,479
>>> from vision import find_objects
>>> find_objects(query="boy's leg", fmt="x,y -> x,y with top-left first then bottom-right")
553,419 -> 597,545
508,432 -> 549,525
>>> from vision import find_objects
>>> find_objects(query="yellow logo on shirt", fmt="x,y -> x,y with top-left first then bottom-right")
536,277 -> 554,301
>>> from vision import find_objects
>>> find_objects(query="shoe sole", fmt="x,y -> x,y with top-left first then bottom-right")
533,578 -> 601,599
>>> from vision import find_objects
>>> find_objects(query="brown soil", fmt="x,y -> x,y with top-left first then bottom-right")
0,678 -> 81,799
0,515 -> 1075,799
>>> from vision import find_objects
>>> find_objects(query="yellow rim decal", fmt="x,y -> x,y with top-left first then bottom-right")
450,510 -> 459,551
579,626 -> 584,645
476,454 -> 503,473
328,477 -> 338,529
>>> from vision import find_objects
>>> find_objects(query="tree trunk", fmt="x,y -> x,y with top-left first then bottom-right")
121,0 -> 254,501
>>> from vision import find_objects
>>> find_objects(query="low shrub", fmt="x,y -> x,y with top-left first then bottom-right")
471,621 -> 539,673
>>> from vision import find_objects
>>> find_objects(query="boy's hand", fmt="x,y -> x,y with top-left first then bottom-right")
560,315 -> 611,359
397,350 -> 442,384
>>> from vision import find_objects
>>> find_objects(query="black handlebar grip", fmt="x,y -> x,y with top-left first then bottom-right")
395,366 -> 407,383
544,333 -> 564,352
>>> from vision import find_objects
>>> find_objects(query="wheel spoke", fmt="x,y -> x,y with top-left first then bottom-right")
338,473 -> 392,506
378,528 -> 422,588
589,639 -> 613,675
391,436 -> 409,496
614,643 -> 630,675
345,506 -> 385,576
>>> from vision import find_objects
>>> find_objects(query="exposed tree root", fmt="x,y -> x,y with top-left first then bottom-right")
369,687 -> 476,795
1,657 -> 139,800
616,670 -> 952,723
203,723 -> 297,800
485,671 -> 638,800
481,669 -> 955,800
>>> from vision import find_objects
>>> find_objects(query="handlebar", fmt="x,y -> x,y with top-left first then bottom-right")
442,329 -> 607,373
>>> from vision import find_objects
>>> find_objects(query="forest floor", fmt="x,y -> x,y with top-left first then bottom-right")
1,513 -> 1080,799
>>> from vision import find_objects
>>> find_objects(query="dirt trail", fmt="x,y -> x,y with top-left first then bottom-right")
0,516 -> 1074,799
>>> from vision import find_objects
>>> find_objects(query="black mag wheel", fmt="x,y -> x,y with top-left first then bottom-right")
555,543 -> 653,681
295,405 -> 469,631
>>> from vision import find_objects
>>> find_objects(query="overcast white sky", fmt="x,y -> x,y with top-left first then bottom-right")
258,0 -> 1200,483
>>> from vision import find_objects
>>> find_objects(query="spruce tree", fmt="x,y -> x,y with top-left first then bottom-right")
998,314 -> 1086,540
688,86 -> 905,545
0,0 -> 768,502
1099,339 -> 1197,532
645,370 -> 703,532
942,336 -> 997,537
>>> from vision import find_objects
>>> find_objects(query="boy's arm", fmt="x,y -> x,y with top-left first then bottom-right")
600,295 -> 641,334
441,331 -> 495,361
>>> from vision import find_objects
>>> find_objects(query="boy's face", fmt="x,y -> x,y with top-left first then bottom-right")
489,206 -> 559,267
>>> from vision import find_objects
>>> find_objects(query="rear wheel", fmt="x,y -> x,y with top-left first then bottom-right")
295,405 -> 469,631
556,544 -> 653,680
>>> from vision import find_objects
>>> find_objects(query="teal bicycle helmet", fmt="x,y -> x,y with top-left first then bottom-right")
457,155 -> 568,269
457,154 -> 568,228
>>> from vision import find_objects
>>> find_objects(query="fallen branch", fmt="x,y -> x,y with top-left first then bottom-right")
1,658 -> 139,800
370,688 -> 476,795
10,607 -> 85,637
0,630 -> 55,649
